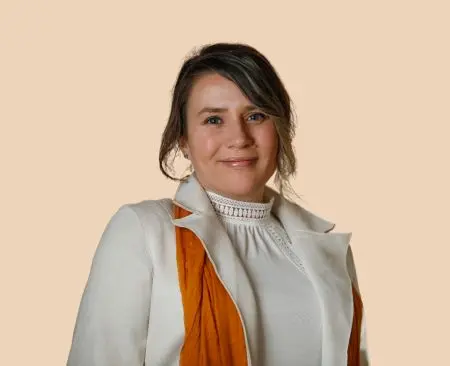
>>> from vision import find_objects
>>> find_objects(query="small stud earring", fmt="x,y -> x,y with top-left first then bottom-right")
183,152 -> 188,159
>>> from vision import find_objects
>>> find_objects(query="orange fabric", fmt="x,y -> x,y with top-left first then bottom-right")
173,203 -> 364,366
348,285 -> 364,366
174,204 -> 248,366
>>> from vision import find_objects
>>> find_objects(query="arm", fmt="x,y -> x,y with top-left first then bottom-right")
347,246 -> 370,366
67,205 -> 153,366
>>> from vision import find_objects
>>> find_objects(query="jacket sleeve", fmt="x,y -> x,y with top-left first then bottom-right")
67,205 -> 153,366
347,245 -> 370,366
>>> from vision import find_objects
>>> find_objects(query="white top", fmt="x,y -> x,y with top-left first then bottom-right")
206,191 -> 323,366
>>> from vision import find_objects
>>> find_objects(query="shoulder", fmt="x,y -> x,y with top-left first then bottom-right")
116,198 -> 174,227
99,198 -> 176,262
112,198 -> 175,240
125,198 -> 173,220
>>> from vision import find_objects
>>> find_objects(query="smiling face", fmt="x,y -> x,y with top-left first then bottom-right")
180,73 -> 279,202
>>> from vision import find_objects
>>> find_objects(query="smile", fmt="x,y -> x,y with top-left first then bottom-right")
219,158 -> 258,167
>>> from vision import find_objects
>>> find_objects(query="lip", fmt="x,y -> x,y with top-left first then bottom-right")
219,157 -> 258,167
220,156 -> 258,162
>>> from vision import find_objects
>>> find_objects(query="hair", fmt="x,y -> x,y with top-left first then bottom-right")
159,42 -> 298,198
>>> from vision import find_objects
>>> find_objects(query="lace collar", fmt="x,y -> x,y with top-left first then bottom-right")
206,190 -> 274,221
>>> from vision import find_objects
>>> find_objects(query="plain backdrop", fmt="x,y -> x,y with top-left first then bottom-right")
1,1 -> 449,365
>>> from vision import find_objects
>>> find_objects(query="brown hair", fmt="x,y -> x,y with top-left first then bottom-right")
159,42 -> 298,196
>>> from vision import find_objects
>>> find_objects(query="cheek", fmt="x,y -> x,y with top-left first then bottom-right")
255,123 -> 279,158
188,129 -> 221,162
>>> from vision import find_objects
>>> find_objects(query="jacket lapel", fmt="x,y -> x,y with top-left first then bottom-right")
171,174 -> 354,366
170,173 -> 247,299
291,230 -> 353,365
268,188 -> 354,366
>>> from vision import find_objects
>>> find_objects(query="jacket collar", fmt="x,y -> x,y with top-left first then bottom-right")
172,172 -> 335,234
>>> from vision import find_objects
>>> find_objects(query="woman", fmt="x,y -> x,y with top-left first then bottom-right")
67,43 -> 369,366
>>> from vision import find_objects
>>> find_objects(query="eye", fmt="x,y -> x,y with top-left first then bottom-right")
248,112 -> 267,122
205,116 -> 222,125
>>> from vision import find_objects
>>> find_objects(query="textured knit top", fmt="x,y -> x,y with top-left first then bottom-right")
206,190 -> 322,366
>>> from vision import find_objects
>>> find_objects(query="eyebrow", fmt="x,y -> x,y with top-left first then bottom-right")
197,105 -> 258,116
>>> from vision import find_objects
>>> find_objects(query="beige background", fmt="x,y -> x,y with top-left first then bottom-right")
1,1 -> 449,365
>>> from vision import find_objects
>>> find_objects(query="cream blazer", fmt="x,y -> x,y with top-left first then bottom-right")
67,173 -> 369,366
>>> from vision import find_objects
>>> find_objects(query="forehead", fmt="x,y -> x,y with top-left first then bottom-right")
187,73 -> 252,112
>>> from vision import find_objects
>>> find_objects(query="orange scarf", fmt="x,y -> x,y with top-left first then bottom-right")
174,204 -> 363,366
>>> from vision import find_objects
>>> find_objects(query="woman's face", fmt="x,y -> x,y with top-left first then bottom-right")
181,72 -> 278,202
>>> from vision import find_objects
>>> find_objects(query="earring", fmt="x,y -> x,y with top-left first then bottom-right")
183,151 -> 188,159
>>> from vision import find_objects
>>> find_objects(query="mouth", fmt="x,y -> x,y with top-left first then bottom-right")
219,157 -> 258,167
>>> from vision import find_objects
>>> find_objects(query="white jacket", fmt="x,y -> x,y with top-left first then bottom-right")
67,173 -> 369,366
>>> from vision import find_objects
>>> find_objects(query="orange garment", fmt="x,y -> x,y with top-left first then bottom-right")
174,204 -> 248,366
174,204 -> 363,366
348,285 -> 364,366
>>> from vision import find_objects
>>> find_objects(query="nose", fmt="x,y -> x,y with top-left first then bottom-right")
226,120 -> 254,149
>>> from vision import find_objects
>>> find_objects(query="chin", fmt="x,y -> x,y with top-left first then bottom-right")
196,167 -> 273,201
217,176 -> 265,201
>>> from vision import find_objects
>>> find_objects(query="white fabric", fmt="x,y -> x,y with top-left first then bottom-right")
66,173 -> 370,366
206,191 -> 322,366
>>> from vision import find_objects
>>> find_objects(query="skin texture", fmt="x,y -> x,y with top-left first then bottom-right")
180,73 -> 279,203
